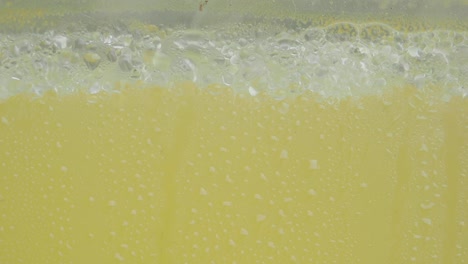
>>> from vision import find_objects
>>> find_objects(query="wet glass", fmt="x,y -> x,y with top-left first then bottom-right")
0,1 -> 467,263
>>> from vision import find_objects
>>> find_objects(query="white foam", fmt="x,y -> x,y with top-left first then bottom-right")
0,22 -> 466,100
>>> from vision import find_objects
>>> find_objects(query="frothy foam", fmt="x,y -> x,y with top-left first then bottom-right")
0,22 -> 466,100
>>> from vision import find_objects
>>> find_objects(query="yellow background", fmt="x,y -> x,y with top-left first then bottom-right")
1,84 -> 466,263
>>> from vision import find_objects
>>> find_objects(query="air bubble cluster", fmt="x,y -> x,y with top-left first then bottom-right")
0,22 -> 466,100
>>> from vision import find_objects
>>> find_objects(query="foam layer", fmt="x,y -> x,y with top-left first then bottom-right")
1,22 -> 467,100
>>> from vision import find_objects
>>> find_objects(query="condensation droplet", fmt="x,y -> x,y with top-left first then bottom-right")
241,228 -> 249,235
420,202 -> 435,209
420,143 -> 429,152
308,189 -> 317,196
115,253 -> 125,262
200,187 -> 208,196
280,149 -> 288,159
248,86 -> 258,96
1,117 -> 9,125
422,218 -> 433,225
309,160 -> 318,170
256,214 -> 266,222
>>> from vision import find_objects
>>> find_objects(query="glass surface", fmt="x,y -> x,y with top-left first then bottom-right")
0,1 -> 467,263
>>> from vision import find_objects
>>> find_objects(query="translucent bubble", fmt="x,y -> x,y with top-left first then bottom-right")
359,23 -> 395,43
73,38 -> 87,50
118,54 -> 133,72
303,28 -> 325,41
325,23 -> 358,42
53,35 -> 68,49
171,58 -> 197,82
83,52 -> 101,70
107,48 -> 118,62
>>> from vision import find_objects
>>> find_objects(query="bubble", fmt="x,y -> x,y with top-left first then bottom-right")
360,23 -> 395,43
83,52 -> 101,70
408,47 -> 420,57
73,38 -> 87,50
118,53 -> 133,72
1,116 -> 9,125
172,58 -> 197,82
53,35 -> 68,49
325,23 -> 358,42
303,28 -> 325,41
173,31 -> 208,52
106,48 -> 118,62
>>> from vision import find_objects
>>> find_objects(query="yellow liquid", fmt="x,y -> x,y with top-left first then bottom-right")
0,83 -> 466,263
